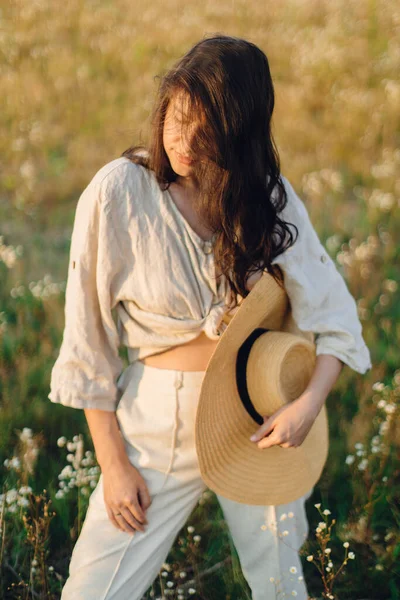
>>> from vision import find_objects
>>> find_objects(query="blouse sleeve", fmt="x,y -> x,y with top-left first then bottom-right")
48,172 -> 125,411
271,175 -> 372,375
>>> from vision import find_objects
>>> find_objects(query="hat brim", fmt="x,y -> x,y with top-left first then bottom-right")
194,271 -> 329,506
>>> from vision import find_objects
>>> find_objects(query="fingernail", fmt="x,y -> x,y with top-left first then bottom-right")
250,435 -> 257,441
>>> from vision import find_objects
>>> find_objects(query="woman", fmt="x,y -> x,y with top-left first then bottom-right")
49,34 -> 371,600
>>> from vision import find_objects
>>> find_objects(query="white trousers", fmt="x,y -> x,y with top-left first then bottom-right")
61,361 -> 313,600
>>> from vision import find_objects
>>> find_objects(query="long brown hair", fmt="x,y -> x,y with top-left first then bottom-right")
121,33 -> 298,309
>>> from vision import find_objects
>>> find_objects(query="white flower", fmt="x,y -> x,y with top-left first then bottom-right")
17,496 -> 29,507
166,581 -> 174,588
282,530 -> 289,536
354,442 -> 364,450
298,575 -> 303,581
343,541 -> 349,548
372,382 -> 385,392
187,525 -> 195,533
20,428 -> 33,442
291,591 -> 298,596
324,548 -> 332,554
345,455 -> 355,465
348,552 -> 355,559
318,522 -> 327,530
10,457 -> 21,469
323,509 -> 331,515
314,503 -> 321,509
6,490 -> 18,504
306,555 -> 314,562
269,577 -> 275,582
188,588 -> 196,595
328,561 -> 333,568
179,571 -> 187,578
280,513 -> 287,521
288,511 -> 294,518
289,566 -> 297,574
326,567 -> 331,572
358,458 -> 368,471
193,535 -> 201,542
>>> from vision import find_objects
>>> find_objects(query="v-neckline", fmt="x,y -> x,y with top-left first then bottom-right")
164,187 -> 216,246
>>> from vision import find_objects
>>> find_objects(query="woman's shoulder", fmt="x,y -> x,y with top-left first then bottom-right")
91,156 -> 150,198
82,156 -> 158,221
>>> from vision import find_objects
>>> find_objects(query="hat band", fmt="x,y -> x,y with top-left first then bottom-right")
235,327 -> 269,426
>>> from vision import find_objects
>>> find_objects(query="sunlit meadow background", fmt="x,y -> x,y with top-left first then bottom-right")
1,0 -> 399,598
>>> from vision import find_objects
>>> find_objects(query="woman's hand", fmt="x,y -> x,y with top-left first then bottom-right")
249,394 -> 320,449
102,461 -> 152,535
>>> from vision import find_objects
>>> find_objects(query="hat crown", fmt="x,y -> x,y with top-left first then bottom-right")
246,331 -> 316,417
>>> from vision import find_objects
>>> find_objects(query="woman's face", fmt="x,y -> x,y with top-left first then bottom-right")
163,91 -> 199,177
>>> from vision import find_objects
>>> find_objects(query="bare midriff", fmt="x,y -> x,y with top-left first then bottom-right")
139,331 -> 220,371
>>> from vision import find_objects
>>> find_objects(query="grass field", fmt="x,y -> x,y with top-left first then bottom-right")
0,0 -> 399,598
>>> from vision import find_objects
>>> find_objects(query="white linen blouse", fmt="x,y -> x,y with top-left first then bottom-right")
48,156 -> 372,411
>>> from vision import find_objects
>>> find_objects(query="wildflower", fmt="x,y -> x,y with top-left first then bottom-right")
48,566 -> 54,572
324,548 -> 332,554
306,555 -> 314,562
343,541 -> 349,548
166,581 -> 174,588
261,524 -> 267,530
291,591 -> 298,596
314,503 -> 321,509
328,561 -> 333,568
298,576 -> 303,581
345,455 -> 355,465
280,513 -> 287,521
326,567 -> 331,572
288,512 -> 294,518
358,458 -> 368,471
348,552 -> 355,559
270,577 -> 275,582
323,509 -> 331,515
179,571 -> 187,578
19,428 -> 33,442
372,382 -> 385,392
187,525 -> 195,533
290,566 -> 297,574
318,522 -> 327,530
282,530 -> 289,536
193,535 -> 201,542
188,588 -> 196,594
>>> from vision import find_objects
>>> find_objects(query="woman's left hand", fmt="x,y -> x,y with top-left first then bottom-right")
249,395 -> 320,449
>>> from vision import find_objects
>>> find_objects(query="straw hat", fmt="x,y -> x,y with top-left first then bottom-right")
194,268 -> 329,506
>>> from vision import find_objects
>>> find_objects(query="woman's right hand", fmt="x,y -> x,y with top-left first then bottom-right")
102,461 -> 152,535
